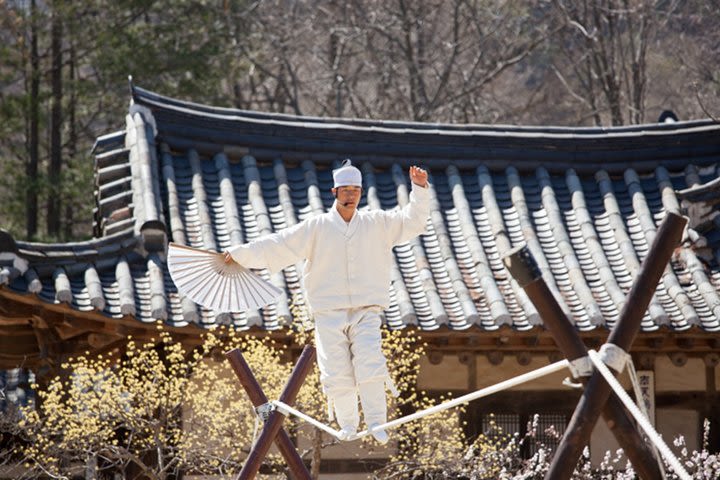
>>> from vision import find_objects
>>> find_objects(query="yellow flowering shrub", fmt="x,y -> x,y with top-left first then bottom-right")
12,317 -> 472,479
16,327 -> 288,479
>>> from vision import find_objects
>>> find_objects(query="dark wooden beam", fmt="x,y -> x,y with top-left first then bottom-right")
655,392 -> 720,410
0,315 -> 32,326
227,346 -> 314,480
504,244 -> 664,480
0,353 -> 41,369
0,325 -> 35,336
87,332 -> 125,349
545,212 -> 687,480
0,333 -> 40,355
0,295 -> 36,318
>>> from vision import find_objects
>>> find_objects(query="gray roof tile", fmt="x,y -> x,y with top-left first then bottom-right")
3,86 -> 720,337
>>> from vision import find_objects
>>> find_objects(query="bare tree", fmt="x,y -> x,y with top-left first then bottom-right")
551,0 -> 681,126
352,0 -> 559,122
227,0 -> 558,123
2,0 -> 719,243
668,0 -> 720,120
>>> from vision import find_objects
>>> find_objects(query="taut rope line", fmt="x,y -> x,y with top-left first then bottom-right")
267,359 -> 571,441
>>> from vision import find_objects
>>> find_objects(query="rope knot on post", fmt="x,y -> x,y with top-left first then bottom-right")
598,343 -> 631,374
226,346 -> 316,480
255,402 -> 276,422
567,356 -> 593,379
563,356 -> 594,389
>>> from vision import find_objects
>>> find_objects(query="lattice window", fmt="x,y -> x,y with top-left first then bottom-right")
477,412 -> 567,459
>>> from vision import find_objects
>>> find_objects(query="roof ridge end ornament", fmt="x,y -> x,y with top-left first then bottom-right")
125,105 -> 165,254
128,75 -> 135,105
140,220 -> 167,254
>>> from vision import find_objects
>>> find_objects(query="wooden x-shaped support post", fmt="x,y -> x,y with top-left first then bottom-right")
504,211 -> 687,480
226,345 -> 316,480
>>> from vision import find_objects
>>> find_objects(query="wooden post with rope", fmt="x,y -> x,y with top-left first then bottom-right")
504,246 -> 663,479
226,345 -> 316,480
506,211 -> 686,479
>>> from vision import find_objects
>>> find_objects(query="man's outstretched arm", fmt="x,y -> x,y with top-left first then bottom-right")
384,166 -> 431,246
223,221 -> 310,272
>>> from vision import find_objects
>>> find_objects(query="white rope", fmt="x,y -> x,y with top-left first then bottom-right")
263,350 -> 690,480
273,359 -> 570,441
273,400 -> 344,438
587,350 -> 691,480
250,415 -> 261,448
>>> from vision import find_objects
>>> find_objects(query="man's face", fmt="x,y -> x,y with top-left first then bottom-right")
332,185 -> 362,209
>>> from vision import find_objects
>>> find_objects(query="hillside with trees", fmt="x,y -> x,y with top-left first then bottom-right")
0,0 -> 718,242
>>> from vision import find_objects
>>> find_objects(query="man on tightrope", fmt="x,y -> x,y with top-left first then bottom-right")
224,160 -> 430,444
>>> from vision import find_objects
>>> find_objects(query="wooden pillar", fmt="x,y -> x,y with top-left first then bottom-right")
226,345 -> 315,480
545,212 -> 687,479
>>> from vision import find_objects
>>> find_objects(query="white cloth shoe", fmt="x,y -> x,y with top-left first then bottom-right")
337,425 -> 357,441
368,423 -> 389,445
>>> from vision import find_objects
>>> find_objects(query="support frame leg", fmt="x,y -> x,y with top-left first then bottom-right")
226,345 -> 316,480
505,246 -> 663,480
505,211 -> 687,480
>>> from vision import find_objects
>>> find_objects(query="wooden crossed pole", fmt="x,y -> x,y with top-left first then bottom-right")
504,211 -> 687,479
226,345 -> 316,480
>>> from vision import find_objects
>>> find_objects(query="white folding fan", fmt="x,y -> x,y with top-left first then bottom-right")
167,242 -> 282,313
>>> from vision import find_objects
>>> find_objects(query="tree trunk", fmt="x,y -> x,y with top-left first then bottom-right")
47,1 -> 63,237
310,427 -> 322,479
85,454 -> 97,480
64,38 -> 77,240
26,0 -> 40,239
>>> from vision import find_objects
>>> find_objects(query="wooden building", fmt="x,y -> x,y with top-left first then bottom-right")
1,84 -> 720,476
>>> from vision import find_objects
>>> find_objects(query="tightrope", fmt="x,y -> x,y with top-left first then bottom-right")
261,350 -> 691,479
273,358 -> 570,441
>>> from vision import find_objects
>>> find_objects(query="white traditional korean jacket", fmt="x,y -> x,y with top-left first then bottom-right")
228,182 -> 431,312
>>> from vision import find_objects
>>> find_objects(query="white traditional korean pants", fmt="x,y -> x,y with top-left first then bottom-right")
314,306 -> 397,430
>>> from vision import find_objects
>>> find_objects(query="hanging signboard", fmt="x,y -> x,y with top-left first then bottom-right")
637,370 -> 655,427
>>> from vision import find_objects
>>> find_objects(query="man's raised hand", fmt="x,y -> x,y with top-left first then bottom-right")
409,166 -> 428,188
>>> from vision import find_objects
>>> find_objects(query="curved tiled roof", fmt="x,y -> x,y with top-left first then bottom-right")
2,85 -> 720,354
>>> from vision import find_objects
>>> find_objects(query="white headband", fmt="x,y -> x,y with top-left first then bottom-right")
332,159 -> 362,188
